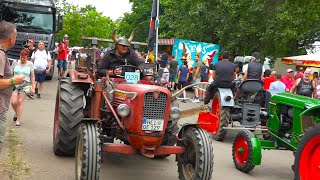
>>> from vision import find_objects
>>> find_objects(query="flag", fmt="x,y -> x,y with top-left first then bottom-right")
148,0 -> 158,63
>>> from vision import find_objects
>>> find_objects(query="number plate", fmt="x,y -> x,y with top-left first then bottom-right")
125,72 -> 140,84
142,118 -> 164,131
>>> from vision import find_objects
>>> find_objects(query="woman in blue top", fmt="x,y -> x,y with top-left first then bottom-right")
11,49 -> 35,126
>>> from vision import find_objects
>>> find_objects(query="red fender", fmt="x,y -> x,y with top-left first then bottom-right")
197,112 -> 219,133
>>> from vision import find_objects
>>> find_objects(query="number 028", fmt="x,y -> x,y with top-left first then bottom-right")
125,74 -> 139,81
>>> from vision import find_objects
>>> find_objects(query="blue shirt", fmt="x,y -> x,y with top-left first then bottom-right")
179,66 -> 189,82
269,81 -> 286,92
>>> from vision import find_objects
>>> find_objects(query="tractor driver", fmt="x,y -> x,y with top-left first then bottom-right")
97,30 -> 144,77
204,51 -> 236,105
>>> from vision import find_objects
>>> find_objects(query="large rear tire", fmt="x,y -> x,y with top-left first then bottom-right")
53,79 -> 84,156
76,122 -> 101,180
232,130 -> 255,173
177,127 -> 214,180
294,124 -> 320,180
211,93 -> 230,141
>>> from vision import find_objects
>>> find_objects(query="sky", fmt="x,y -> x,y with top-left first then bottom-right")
67,0 -> 132,20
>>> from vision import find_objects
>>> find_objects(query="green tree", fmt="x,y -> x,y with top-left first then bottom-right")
56,5 -> 114,47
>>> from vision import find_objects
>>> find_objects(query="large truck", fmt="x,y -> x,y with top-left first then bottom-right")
0,0 -> 62,80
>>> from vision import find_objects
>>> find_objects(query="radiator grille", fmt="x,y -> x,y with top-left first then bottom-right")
143,92 -> 167,120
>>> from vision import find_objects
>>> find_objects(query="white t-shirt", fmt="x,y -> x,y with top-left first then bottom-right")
31,50 -> 51,70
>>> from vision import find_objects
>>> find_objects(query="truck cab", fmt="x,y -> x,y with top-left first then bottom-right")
0,0 -> 58,80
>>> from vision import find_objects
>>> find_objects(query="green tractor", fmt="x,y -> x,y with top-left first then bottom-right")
230,92 -> 320,179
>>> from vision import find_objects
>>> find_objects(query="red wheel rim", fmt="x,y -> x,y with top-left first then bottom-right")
234,135 -> 249,165
299,136 -> 320,180
211,95 -> 220,134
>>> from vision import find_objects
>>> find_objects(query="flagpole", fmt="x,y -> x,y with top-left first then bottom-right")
155,0 -> 159,71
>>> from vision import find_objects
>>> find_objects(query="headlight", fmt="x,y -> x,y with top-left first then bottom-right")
117,104 -> 130,117
170,107 -> 181,119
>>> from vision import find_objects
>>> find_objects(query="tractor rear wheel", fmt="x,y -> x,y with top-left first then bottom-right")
232,130 -> 255,173
294,124 -> 320,180
177,127 -> 214,180
53,79 -> 84,156
211,93 -> 230,141
76,122 -> 101,180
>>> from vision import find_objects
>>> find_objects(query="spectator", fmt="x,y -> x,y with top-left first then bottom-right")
199,58 -> 209,101
31,41 -> 52,99
281,68 -> 295,92
159,52 -> 168,68
54,42 -> 59,60
169,55 -> 178,90
177,60 -> 189,103
316,79 -> 320,99
11,49 -> 36,126
162,64 -> 170,87
57,34 -> 69,79
294,67 -> 304,80
263,70 -> 276,90
27,38 -> 36,59
0,21 -> 25,153
269,73 -> 286,92
312,71 -> 319,82
290,68 -> 317,98
192,54 -> 202,103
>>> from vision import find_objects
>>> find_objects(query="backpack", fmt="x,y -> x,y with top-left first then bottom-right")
200,63 -> 209,80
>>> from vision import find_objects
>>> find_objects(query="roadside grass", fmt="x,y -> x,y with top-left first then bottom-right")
1,128 -> 30,180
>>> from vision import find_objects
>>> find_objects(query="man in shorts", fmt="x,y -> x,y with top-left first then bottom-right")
31,41 -> 52,98
192,54 -> 202,103
58,34 -> 69,79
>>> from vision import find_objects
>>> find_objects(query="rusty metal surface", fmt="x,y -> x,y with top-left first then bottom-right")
69,69 -> 93,83
180,106 -> 210,119
102,144 -> 184,157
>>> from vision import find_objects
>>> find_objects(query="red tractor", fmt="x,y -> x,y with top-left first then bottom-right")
53,48 -> 214,180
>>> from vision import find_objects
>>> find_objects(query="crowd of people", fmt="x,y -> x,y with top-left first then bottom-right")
0,20 -> 319,154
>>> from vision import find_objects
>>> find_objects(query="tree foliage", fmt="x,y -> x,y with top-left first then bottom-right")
55,0 -> 320,62
116,0 -> 320,62
54,1 -> 114,47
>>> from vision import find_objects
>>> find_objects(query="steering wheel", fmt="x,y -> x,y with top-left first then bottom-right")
112,65 -> 142,78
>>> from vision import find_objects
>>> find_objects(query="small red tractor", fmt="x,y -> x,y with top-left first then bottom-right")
53,46 -> 214,180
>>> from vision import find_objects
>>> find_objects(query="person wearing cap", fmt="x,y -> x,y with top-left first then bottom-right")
243,52 -> 264,80
290,68 -> 317,98
27,38 -> 36,59
57,35 -> 69,79
204,51 -> 236,105
281,68 -> 295,92
97,30 -> 144,77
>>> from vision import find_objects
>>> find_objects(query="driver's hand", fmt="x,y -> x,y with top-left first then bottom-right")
114,68 -> 122,75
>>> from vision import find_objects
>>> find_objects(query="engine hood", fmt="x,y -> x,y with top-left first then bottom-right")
115,83 -> 171,95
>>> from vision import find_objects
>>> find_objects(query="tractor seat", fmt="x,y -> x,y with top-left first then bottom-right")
239,79 -> 263,93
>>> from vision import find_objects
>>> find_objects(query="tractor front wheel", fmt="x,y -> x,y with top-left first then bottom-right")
294,124 -> 320,180
232,130 -> 255,173
75,122 -> 101,180
177,127 -> 214,180
211,93 -> 230,141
